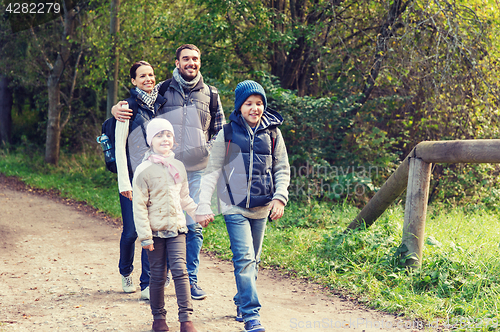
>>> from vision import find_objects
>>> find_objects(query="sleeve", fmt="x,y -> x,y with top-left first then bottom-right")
179,167 -> 198,220
132,167 -> 153,247
206,94 -> 226,151
197,129 -> 226,215
272,128 -> 291,205
116,119 -> 132,193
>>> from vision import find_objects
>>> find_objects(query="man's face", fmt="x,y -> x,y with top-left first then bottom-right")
175,49 -> 201,82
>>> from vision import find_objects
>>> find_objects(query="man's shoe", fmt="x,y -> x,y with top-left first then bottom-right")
121,274 -> 136,293
235,306 -> 243,322
180,321 -> 198,332
244,319 -> 265,332
152,319 -> 169,332
140,286 -> 149,300
190,283 -> 207,300
165,269 -> 172,288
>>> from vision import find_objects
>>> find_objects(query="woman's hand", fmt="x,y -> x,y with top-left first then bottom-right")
120,190 -> 133,201
143,244 -> 154,251
268,199 -> 285,220
112,101 -> 133,122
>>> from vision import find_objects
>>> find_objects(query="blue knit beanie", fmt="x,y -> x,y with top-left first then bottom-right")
234,80 -> 267,112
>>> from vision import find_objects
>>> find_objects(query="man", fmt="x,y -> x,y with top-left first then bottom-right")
112,44 -> 225,300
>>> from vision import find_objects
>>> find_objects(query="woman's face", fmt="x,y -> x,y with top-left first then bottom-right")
131,65 -> 155,93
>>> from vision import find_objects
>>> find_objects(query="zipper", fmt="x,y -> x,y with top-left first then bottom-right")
246,130 -> 255,208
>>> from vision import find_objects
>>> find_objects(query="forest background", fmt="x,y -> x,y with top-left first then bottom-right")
1,0 -> 500,326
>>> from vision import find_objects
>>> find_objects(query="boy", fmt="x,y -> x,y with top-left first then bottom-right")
195,80 -> 290,332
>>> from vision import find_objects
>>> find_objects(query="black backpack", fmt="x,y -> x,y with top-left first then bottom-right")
97,99 -> 142,174
98,80 -> 219,173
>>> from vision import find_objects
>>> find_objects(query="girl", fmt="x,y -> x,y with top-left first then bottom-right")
115,61 -> 160,299
133,118 -> 204,332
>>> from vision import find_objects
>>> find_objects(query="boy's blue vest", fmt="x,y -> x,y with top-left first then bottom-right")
218,109 -> 283,208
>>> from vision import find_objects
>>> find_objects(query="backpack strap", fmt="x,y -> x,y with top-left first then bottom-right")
208,85 -> 219,138
222,123 -> 235,206
158,78 -> 172,96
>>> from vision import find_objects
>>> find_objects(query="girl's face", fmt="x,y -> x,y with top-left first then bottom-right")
151,130 -> 174,157
131,65 -> 155,93
240,94 -> 264,128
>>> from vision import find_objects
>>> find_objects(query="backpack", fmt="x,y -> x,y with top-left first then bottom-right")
220,122 -> 278,206
97,79 -> 219,173
97,99 -> 142,174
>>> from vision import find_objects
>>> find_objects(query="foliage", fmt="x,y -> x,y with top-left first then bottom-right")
0,146 -> 120,218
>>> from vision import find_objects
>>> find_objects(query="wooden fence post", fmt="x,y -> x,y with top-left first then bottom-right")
401,157 -> 432,268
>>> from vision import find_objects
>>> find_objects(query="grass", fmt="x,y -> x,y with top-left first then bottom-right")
2,146 -> 500,330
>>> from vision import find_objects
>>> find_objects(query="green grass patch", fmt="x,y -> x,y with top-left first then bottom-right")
2,147 -> 500,329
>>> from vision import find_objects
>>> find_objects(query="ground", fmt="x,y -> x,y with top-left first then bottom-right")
0,174 -> 423,332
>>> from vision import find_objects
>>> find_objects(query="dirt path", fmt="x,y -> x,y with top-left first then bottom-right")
0,175 -> 423,332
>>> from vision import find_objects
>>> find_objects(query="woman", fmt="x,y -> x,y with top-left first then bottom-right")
115,61 -> 169,300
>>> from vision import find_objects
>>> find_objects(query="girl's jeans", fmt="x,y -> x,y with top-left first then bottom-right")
224,214 -> 267,322
148,234 -> 193,322
119,193 -> 150,291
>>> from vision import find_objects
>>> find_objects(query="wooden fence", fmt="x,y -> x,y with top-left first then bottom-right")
345,139 -> 500,267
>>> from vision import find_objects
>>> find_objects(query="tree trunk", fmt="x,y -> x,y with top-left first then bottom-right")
106,0 -> 120,119
44,4 -> 77,165
0,75 -> 13,145
45,74 -> 62,164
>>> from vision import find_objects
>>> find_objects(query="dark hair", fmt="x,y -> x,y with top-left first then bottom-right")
130,61 -> 153,79
175,44 -> 201,60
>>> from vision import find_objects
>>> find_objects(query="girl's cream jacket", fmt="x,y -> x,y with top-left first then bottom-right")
132,153 -> 197,247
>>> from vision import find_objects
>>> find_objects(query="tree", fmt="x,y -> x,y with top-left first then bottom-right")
0,75 -> 13,145
106,0 -> 120,119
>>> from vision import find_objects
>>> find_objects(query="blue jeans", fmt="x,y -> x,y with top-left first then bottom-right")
185,170 -> 204,285
119,193 -> 150,291
224,214 -> 267,322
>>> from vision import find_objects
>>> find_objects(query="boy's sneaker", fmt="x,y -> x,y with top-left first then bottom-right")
165,269 -> 172,289
140,286 -> 150,300
121,274 -> 136,293
244,319 -> 265,332
190,283 -> 207,300
235,306 -> 243,322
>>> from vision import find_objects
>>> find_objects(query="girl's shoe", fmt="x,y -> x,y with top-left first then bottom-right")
152,319 -> 169,331
180,321 -> 197,332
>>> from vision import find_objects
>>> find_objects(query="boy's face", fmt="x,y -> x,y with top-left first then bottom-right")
175,49 -> 201,81
131,65 -> 155,93
151,130 -> 174,157
240,94 -> 264,128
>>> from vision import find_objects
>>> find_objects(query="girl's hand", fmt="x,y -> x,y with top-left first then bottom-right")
120,190 -> 133,201
268,199 -> 285,220
196,214 -> 214,227
143,244 -> 154,251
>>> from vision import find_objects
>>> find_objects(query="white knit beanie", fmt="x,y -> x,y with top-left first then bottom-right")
146,118 -> 174,146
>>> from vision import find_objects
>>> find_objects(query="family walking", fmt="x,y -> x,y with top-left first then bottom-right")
110,44 -> 290,332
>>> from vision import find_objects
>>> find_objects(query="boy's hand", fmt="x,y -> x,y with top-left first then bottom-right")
120,190 -> 133,201
112,101 -> 133,122
143,244 -> 154,251
268,199 -> 285,220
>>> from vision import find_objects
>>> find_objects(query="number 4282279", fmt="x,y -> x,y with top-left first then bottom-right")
5,2 -> 61,14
